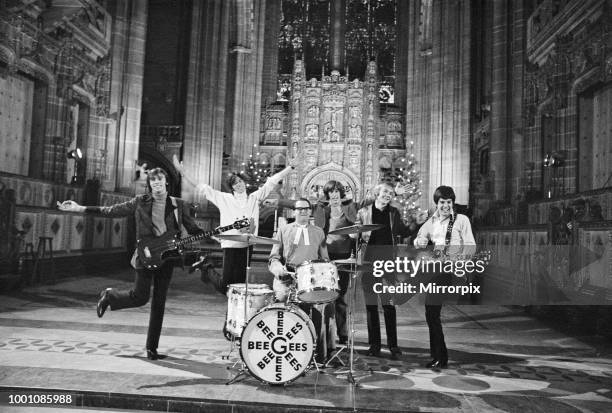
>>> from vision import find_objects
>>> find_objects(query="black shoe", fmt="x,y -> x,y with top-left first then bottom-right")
146,349 -> 167,360
425,359 -> 448,369
366,346 -> 381,357
338,336 -> 348,345
389,347 -> 402,360
96,289 -> 111,318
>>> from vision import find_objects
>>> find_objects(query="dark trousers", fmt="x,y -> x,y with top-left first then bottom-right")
361,271 -> 398,349
425,305 -> 447,362
365,304 -> 397,349
329,251 -> 351,340
221,246 -> 253,293
424,272 -> 452,362
107,261 -> 173,351
299,302 -> 335,363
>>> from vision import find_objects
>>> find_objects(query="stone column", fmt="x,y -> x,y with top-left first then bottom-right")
261,0 -> 281,108
225,0 -> 268,172
329,0 -> 346,73
510,2 -> 528,203
490,0 -> 510,202
402,0 -> 471,207
106,0 -> 148,193
182,0 -> 230,201
393,0 -> 410,111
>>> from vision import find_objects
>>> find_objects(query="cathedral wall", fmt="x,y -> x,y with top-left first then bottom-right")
0,0 -> 150,267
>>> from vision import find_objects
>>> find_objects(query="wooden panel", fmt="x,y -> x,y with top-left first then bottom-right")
593,85 -> 612,189
110,218 -> 126,248
92,217 -> 107,249
67,215 -> 86,252
42,213 -> 66,252
0,74 -> 33,175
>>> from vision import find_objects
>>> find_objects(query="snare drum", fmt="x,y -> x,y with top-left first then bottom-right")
295,261 -> 339,303
240,303 -> 316,384
226,283 -> 274,337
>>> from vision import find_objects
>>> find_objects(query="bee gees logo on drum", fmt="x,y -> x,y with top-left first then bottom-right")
249,311 -> 307,379
241,304 -> 316,384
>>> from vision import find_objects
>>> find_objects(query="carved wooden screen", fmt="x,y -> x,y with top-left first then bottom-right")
0,74 -> 33,175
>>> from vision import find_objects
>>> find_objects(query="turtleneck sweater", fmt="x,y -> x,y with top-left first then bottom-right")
151,192 -> 167,236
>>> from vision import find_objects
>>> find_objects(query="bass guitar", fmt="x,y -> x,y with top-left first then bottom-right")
136,218 -> 250,269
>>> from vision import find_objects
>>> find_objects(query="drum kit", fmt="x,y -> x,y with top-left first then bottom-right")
213,223 -> 381,386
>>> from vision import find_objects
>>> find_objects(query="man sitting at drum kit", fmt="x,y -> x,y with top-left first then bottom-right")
273,181 -> 357,346
268,198 -> 336,365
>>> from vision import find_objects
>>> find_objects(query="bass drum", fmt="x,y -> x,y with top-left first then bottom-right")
225,283 -> 274,338
240,303 -> 316,385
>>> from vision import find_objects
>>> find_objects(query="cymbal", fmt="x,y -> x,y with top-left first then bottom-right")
333,258 -> 371,265
215,234 -> 280,245
328,224 -> 383,235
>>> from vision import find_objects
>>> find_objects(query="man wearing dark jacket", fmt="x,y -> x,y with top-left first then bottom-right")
352,182 -> 418,359
58,168 -> 203,360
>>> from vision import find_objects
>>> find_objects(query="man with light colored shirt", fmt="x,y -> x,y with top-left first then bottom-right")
414,185 -> 476,369
174,155 -> 295,293
269,198 -> 334,364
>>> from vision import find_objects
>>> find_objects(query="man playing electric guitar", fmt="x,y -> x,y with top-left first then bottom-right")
414,185 -> 476,369
58,168 -> 209,360
136,218 -> 249,269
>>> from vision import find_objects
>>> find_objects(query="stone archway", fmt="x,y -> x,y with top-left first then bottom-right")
300,163 -> 361,201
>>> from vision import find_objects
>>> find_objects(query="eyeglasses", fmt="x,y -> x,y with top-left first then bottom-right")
295,207 -> 311,211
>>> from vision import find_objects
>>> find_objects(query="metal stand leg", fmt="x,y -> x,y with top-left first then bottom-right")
221,335 -> 238,360
324,345 -> 346,367
226,367 -> 250,385
226,242 -> 253,384
334,240 -> 371,385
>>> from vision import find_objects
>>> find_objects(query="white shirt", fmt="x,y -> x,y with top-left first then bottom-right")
414,212 -> 476,258
197,182 -> 274,248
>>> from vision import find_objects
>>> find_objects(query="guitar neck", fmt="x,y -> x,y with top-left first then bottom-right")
176,224 -> 238,248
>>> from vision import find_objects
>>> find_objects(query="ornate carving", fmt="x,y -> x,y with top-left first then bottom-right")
307,105 -> 319,118
348,124 -> 361,141
305,124 -> 318,140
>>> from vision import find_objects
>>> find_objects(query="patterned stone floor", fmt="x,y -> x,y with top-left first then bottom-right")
0,265 -> 611,412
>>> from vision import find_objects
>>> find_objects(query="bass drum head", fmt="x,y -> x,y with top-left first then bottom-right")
240,304 -> 316,385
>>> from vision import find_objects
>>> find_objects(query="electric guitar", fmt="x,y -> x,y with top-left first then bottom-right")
136,218 -> 250,269
388,247 -> 492,305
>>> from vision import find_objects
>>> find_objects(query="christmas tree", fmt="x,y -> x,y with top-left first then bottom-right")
382,143 -> 423,220
238,145 -> 272,193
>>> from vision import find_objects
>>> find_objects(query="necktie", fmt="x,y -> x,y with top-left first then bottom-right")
293,225 -> 310,245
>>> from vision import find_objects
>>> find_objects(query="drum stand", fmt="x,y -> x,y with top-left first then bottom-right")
333,241 -> 371,385
331,262 -> 358,383
221,336 -> 239,361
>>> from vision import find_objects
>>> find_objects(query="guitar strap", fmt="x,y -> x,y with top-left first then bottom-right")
443,212 -> 455,255
169,196 -> 187,237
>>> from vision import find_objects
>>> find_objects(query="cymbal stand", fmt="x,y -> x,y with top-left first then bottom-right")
226,236 -> 254,384
296,290 -> 320,374
335,237 -> 370,385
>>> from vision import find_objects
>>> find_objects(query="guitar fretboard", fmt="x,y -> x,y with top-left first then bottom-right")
175,223 -> 244,248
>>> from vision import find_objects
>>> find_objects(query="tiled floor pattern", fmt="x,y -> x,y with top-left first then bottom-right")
0,267 -> 611,412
